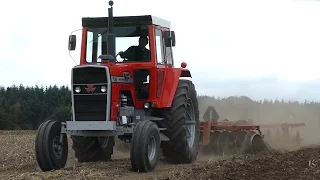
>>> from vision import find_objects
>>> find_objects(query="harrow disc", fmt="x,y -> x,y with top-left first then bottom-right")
244,130 -> 268,154
206,130 -> 268,156
209,131 -> 220,155
235,130 -> 248,155
226,130 -> 237,155
217,131 -> 230,155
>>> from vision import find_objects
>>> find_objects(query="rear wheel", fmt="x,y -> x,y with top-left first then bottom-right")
159,79 -> 200,163
71,136 -> 114,163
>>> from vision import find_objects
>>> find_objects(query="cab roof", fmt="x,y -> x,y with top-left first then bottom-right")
82,15 -> 171,29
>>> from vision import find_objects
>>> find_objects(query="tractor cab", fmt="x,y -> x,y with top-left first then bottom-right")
67,5 -> 178,107
68,15 -> 176,66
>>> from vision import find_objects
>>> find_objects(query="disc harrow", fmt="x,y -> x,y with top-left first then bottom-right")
199,120 -> 269,156
199,106 -> 305,156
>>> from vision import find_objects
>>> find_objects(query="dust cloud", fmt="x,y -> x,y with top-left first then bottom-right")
198,96 -> 320,150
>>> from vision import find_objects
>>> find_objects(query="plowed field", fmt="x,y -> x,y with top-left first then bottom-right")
0,130 -> 320,180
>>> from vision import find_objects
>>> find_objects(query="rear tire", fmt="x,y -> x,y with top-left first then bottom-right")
35,120 -> 68,171
71,136 -> 114,163
159,79 -> 200,164
130,120 -> 160,172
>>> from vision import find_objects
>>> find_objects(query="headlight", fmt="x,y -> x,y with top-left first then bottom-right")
75,87 -> 81,93
101,86 -> 107,92
144,102 -> 150,108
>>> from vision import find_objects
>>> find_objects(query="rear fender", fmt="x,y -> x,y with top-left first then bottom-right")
180,69 -> 192,78
157,68 -> 192,107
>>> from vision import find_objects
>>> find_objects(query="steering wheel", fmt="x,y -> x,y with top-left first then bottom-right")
116,52 -> 128,62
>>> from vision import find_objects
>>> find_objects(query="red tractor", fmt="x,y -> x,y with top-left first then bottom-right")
35,0 -> 199,172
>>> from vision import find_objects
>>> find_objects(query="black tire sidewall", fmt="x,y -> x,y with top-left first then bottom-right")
130,120 -> 160,172
35,120 -> 53,171
160,80 -> 200,163
45,121 -> 68,168
35,120 -> 68,171
185,86 -> 200,162
142,123 -> 160,170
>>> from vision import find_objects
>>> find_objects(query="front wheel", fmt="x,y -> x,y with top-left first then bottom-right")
130,120 -> 161,172
35,120 -> 68,171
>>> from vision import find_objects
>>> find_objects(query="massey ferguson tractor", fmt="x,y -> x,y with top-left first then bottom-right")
35,0 -> 297,173
35,0 -> 200,172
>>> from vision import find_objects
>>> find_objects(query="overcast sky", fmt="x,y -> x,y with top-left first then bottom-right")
1,0 -> 320,101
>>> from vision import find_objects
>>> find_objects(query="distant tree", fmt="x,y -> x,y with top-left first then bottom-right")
0,84 -> 319,130
0,84 -> 71,130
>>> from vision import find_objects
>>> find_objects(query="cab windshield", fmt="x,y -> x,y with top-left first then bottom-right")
85,25 -> 150,63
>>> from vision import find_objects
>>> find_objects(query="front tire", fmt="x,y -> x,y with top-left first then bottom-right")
35,120 -> 68,171
159,79 -> 200,164
130,120 -> 161,172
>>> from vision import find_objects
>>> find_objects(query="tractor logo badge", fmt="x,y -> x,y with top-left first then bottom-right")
85,85 -> 96,93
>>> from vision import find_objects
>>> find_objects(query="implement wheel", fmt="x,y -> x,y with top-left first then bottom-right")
130,120 -> 160,172
35,120 -> 68,171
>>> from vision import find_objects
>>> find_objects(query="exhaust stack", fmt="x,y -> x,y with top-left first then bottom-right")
107,0 -> 116,62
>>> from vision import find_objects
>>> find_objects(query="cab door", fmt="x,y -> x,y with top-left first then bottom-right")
154,27 -> 166,99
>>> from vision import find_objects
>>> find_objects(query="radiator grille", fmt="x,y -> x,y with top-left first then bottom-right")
73,94 -> 107,121
72,66 -> 109,121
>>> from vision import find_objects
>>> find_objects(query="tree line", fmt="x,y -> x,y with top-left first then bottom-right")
0,85 -> 71,130
0,85 -> 319,130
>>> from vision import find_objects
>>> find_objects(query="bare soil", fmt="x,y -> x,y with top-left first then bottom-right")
0,130 -> 320,180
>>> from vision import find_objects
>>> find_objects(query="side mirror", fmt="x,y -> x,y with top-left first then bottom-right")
68,35 -> 76,51
164,30 -> 176,47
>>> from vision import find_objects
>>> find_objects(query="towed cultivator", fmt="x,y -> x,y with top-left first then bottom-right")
199,106 -> 305,155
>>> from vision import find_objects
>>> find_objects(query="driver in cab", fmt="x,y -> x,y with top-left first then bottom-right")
118,36 -> 150,61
